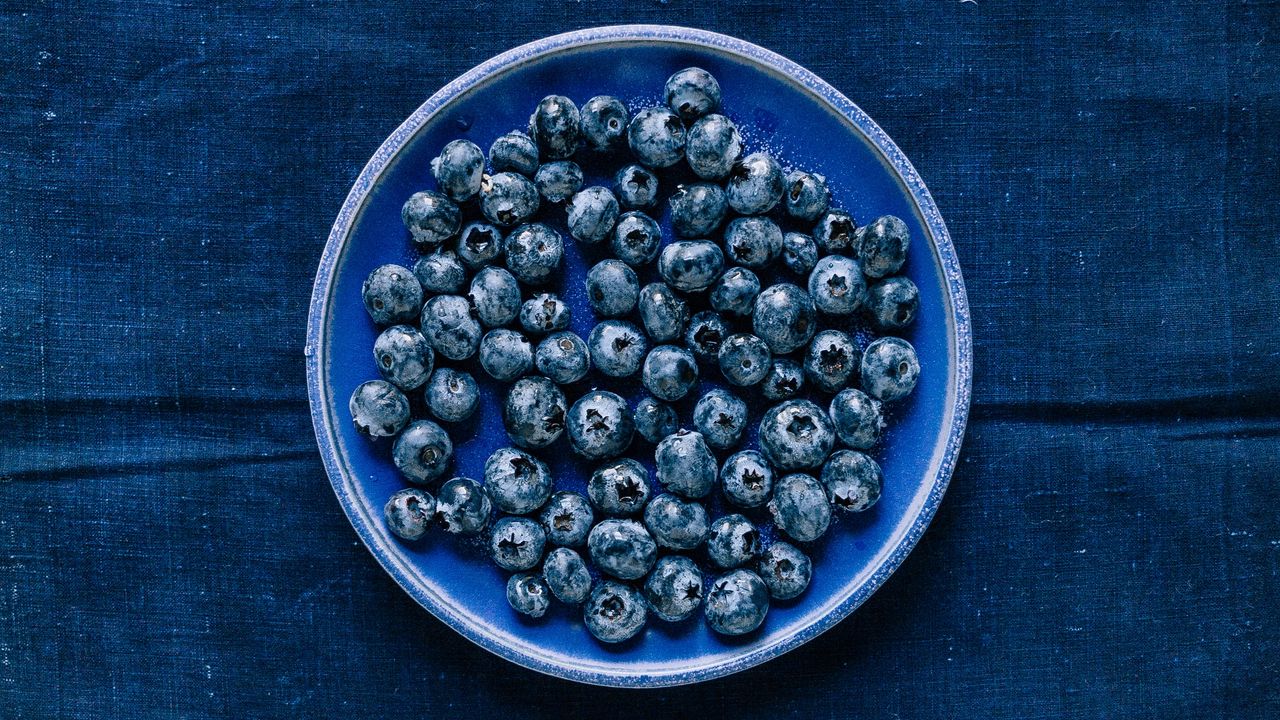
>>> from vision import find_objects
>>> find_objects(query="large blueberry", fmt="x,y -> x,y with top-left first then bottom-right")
468,266 -> 521,328
423,367 -> 479,423
588,458 -> 651,516
717,333 -> 772,387
611,211 -> 662,267
503,222 -> 563,286
643,493 -> 710,551
489,131 -> 539,176
642,345 -> 699,402
566,186 -> 619,244
768,473 -> 831,542
723,216 -> 783,269
587,319 -> 648,378
583,581 -> 647,643
434,477 -> 491,535
413,249 -> 466,294
654,430 -> 717,499
720,450 -> 774,509
665,67 -> 721,121
480,172 -> 540,227
566,390 -> 634,460
803,329 -> 858,393
709,266 -> 760,317
384,488 -> 435,541
540,491 -> 594,547
866,276 -> 919,330
349,379 -> 410,437
587,519 -> 657,581
627,106 -> 686,168
783,169 -> 830,223
693,388 -> 748,450
752,283 -> 816,354
685,113 -> 742,181
808,255 -> 867,316
527,94 -> 580,160
726,152 -> 783,215
757,542 -> 812,600
507,573 -> 551,618
668,183 -> 728,237
637,282 -> 688,343
373,325 -> 434,391
362,264 -> 422,325
534,160 -> 584,204
580,95 -> 630,152
761,358 -> 805,402
813,210 -> 856,254
489,516 -> 547,572
758,399 -> 836,471
858,215 -> 911,278
534,331 -> 590,385
822,449 -> 883,512
634,396 -> 678,445
431,139 -> 485,202
401,190 -> 461,247
860,336 -> 920,402
420,294 -> 482,361
483,446 -> 553,514
585,259 -> 639,318
478,328 -> 533,382
705,569 -> 769,636
781,231 -> 819,276
392,419 -> 453,484
644,555 -> 705,622
658,240 -> 725,293
542,547 -> 592,604
455,222 -> 504,270
706,514 -> 762,569
502,376 -> 567,449
684,310 -> 729,361
829,388 -> 886,450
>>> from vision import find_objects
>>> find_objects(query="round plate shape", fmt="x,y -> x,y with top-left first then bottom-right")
306,25 -> 971,687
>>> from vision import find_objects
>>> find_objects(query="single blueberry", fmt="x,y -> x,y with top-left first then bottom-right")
507,573 -> 551,618
665,67 -> 721,121
420,294 -> 482,361
644,555 -> 705,622
637,282 -> 688,343
642,494 -> 710,551
613,164 -> 660,209
373,325 -> 434,391
668,183 -> 728,237
693,388 -> 748,450
726,152 -> 784,215
455,222 -> 504,270
809,255 -> 867,316
534,331 -> 590,385
566,390 -> 634,460
758,399 -> 836,471
479,329 -> 533,382
434,477 -> 491,535
503,222 -> 563,286
634,396 -> 678,445
424,367 -> 479,423
717,333 -> 772,387
489,131 -> 539,176
489,516 -> 547,572
588,458 -> 651,516
858,215 -> 911,278
519,293 -> 572,335
585,259 -> 640,318
757,542 -> 812,600
706,514 -> 762,569
658,240 -> 725,293
684,310 -> 729,361
642,345 -> 699,402
611,211 -> 662,267
580,95 -> 630,152
866,275 -> 919,330
480,172 -> 540,227
483,446 -> 552,515
412,249 -> 466,294
685,113 -> 742,181
584,580 -> 647,643
566,186 -> 620,244
543,547 -> 592,604
822,449 -> 883,512
401,190 -> 461,248
803,329 -> 858,393
350,379 -> 411,437
527,94 -> 580,160
502,376 -> 567,449
783,170 -> 830,223
769,473 -> 831,543
587,519 -> 657,581
723,216 -> 784,269
534,160 -> 584,204
705,569 -> 769,636
829,388 -> 886,450
392,419 -> 453,484
468,266 -> 521,328
587,319 -> 647,378
709,266 -> 760,317
860,336 -> 920,402
431,139 -> 485,202
752,283 -> 817,354
782,231 -> 819,276
627,106 -> 686,168
761,358 -> 805,402
540,491 -> 595,547
720,450 -> 774,509
654,430 -> 717,499
362,264 -> 422,325
384,488 -> 435,541
813,210 -> 857,254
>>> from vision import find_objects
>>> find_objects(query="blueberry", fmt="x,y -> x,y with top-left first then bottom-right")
540,490 -> 594,546
362,264 -> 423,325
479,329 -> 533,382
717,333 -> 772,387
502,376 -> 567,449
566,390 -> 634,460
527,94 -> 580,160
489,516 -> 547,572
668,183 -> 727,237
584,580 -> 647,643
421,294 -> 482,361
534,160 -> 584,204
424,367 -> 479,423
350,379 -> 411,437
480,172 -> 540,227
585,259 -> 639,318
757,542 -> 812,600
783,170 -> 830,223
634,396 -> 678,444
434,477 -> 491,535
504,223 -> 563,285
723,216 -> 783,269
401,191 -> 461,248
685,113 -> 742,181
781,231 -> 819,276
709,267 -> 760,317
588,519 -> 657,581
860,336 -> 920,402
373,325 -> 434,390
693,388 -> 747,450
534,331 -> 590,385
392,419 -> 453,483
726,152 -> 783,215
758,399 -> 836,471
637,283 -> 688,342
580,95 -> 630,151
858,215 -> 910,278
613,164 -> 660,209
684,311 -> 729,361
413,249 -> 466,294
566,186 -> 619,244
720,450 -> 774,508
809,255 -> 866,316
642,345 -> 699,402
489,131 -> 539,176
708,514 -> 762,569
627,106 -> 686,168
507,573 -> 551,618
519,293 -> 572,335
803,329 -> 857,393
588,458 -> 651,516
829,388 -> 886,450
469,266 -> 521,328
665,67 -> 721,121
752,283 -> 816,354
642,494 -> 710,551
611,211 -> 662,267
484,446 -> 553,514
761,358 -> 805,402
384,488 -> 435,541
658,240 -> 725,293
705,569 -> 769,635
768,473 -> 831,542
431,139 -> 485,202
866,276 -> 919,330
654,430 -> 717,499
455,222 -> 504,270
813,210 -> 856,254
587,319 -> 648,378
822,449 -> 883,512
543,547 -> 592,604
644,555 -> 705,622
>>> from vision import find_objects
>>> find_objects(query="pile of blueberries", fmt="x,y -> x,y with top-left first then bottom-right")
349,67 -> 921,643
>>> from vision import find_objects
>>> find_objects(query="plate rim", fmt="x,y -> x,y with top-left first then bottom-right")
305,23 -> 972,688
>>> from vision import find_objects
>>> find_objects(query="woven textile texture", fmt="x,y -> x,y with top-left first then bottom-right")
2,2 -> 1277,718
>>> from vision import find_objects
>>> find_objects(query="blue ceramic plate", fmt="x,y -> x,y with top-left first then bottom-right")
306,25 -> 970,687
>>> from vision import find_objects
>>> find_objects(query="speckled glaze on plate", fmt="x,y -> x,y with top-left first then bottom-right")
305,25 -> 971,687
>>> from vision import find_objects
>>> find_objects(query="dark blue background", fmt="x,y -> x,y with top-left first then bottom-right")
2,2 -> 1277,718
